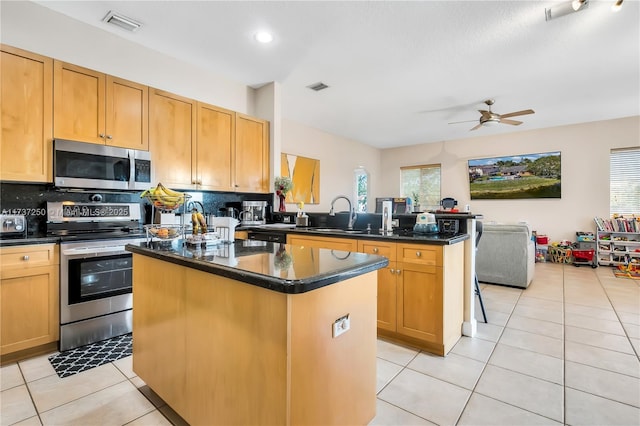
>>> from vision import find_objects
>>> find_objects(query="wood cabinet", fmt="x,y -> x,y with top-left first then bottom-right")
195,102 -> 235,190
235,113 -> 270,193
1,244 -> 59,358
150,90 -> 270,193
287,234 -> 358,252
53,61 -> 148,149
360,239 -> 465,355
149,88 -> 196,188
133,253 -> 376,425
358,240 -> 397,332
1,45 -> 53,182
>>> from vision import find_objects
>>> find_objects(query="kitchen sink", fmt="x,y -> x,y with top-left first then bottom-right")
309,228 -> 364,234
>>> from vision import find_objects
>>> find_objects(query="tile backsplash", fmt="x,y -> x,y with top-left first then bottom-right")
0,182 -> 272,237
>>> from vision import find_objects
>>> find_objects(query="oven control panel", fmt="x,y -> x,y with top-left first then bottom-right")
1,214 -> 27,236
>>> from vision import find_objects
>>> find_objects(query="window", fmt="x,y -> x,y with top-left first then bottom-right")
610,148 -> 640,216
401,164 -> 441,210
354,168 -> 369,212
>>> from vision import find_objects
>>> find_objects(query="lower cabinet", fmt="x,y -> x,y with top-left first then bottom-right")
287,234 -> 358,251
359,240 -> 464,356
1,244 -> 59,359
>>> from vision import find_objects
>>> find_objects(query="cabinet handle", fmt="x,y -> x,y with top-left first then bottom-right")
416,251 -> 421,257
106,135 -> 113,140
99,133 -> 105,138
389,268 -> 395,274
396,269 -> 401,275
373,247 -> 379,253
22,255 -> 29,261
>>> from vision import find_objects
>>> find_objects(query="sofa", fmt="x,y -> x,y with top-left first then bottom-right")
476,223 -> 536,288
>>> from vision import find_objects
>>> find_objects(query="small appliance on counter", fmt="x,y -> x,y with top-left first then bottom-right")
413,213 -> 439,234
381,200 -> 393,233
295,202 -> 309,227
240,200 -> 267,226
0,214 -> 27,238
437,197 -> 458,212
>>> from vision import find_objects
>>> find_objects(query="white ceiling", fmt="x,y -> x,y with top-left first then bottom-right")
34,1 -> 640,149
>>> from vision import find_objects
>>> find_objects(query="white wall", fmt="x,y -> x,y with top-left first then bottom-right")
281,119 -> 381,212
379,116 -> 640,241
0,1 -> 251,114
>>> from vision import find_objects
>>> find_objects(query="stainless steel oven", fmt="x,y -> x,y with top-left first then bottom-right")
59,237 -> 143,351
48,201 -> 145,351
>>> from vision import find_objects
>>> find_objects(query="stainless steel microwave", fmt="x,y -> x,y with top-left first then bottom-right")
54,139 -> 151,190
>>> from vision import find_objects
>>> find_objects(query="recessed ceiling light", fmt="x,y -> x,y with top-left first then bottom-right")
254,31 -> 274,43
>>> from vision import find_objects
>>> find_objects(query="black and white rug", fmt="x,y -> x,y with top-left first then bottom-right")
48,334 -> 132,378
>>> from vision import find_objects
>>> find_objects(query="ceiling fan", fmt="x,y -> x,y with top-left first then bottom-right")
449,99 -> 535,131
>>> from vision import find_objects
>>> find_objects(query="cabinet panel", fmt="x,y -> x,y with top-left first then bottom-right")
377,262 -> 397,332
0,244 -> 58,268
107,76 -> 148,150
1,266 -> 59,355
398,243 -> 441,266
235,114 -> 269,193
287,235 -> 358,252
358,240 -> 396,261
1,45 -> 53,182
196,102 -> 235,190
149,89 -> 196,188
53,61 -> 105,144
396,264 -> 443,343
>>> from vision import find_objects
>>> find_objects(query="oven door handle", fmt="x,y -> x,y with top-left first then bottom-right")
62,245 -> 128,256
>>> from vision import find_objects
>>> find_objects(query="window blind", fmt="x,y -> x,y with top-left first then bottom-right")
400,164 -> 441,209
610,148 -> 640,216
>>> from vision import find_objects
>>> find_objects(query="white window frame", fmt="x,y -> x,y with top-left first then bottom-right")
400,164 -> 441,211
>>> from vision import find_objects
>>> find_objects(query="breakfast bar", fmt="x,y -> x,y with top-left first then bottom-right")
126,239 -> 388,426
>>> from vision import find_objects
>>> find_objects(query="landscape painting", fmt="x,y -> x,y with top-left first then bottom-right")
468,151 -> 561,199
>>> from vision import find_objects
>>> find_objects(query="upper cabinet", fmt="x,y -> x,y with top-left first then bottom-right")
196,102 -> 235,191
235,114 -> 270,193
53,61 -> 148,150
149,88 -> 196,188
1,45 -> 53,183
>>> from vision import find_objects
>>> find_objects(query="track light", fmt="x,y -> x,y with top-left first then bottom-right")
612,0 -> 623,12
545,0 -> 589,21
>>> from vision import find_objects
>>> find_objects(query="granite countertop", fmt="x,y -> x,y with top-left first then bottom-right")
126,239 -> 389,294
285,228 -> 470,245
0,236 -> 60,246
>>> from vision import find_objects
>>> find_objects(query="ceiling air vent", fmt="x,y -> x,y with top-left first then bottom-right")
307,82 -> 329,92
102,11 -> 142,32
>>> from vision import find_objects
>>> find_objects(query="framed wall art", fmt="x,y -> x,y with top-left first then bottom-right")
468,151 -> 561,199
281,153 -> 320,204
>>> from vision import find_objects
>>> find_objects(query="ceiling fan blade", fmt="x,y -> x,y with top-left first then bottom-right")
470,123 -> 483,131
499,109 -> 534,119
448,119 -> 478,125
478,109 -> 491,119
499,118 -> 523,126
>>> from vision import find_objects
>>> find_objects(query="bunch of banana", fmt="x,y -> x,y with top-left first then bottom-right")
191,209 -> 208,234
140,183 -> 186,210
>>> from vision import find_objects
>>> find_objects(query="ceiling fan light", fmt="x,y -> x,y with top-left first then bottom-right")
572,0 -> 586,11
612,0 -> 623,12
482,119 -> 500,127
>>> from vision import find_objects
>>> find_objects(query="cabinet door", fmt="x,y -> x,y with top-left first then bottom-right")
235,114 -> 269,193
396,263 -> 443,344
149,89 -> 196,188
377,262 -> 397,332
1,265 -> 59,355
106,76 -> 148,150
196,102 -> 235,190
53,61 -> 106,144
1,45 -> 53,182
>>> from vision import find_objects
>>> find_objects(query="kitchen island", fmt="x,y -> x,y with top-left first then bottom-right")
126,239 -> 388,426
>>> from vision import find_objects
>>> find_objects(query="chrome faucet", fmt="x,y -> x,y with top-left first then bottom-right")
329,195 -> 358,230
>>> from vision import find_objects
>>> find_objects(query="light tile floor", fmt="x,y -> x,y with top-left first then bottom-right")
1,263 -> 639,425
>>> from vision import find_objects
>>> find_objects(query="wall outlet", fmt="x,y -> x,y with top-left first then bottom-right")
332,314 -> 350,338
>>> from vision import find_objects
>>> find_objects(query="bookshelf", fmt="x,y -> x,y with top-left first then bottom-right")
594,217 -> 640,267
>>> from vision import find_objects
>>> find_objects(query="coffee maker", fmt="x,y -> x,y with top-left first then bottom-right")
240,201 -> 267,226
